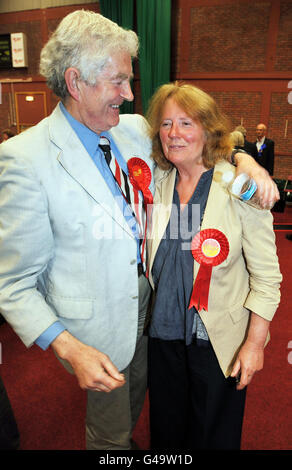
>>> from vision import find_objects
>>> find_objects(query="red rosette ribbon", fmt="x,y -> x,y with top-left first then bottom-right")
127,158 -> 153,207
128,158 -> 153,270
188,229 -> 229,312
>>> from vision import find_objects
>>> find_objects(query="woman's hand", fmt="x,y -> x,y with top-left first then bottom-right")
231,339 -> 264,390
234,152 -> 279,209
230,312 -> 270,390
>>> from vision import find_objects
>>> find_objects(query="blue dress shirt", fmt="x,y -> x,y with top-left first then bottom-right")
35,103 -> 141,350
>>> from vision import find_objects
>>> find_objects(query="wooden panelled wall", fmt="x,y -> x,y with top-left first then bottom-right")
0,0 -> 291,178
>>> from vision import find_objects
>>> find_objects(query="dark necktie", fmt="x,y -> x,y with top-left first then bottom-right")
99,137 -> 147,268
99,138 -> 112,166
99,136 -> 131,205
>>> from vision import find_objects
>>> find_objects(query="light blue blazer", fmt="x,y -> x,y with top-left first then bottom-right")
0,104 -> 154,371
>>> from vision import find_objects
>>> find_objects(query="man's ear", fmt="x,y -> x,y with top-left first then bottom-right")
64,67 -> 81,101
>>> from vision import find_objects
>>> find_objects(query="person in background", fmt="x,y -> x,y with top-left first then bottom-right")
1,129 -> 15,142
234,125 -> 258,159
0,11 -> 279,450
146,82 -> 282,450
255,123 -> 275,176
230,130 -> 245,150
0,375 -> 20,450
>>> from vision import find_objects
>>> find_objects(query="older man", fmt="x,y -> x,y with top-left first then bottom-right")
0,10 -> 279,450
0,11 -> 153,450
255,123 -> 275,176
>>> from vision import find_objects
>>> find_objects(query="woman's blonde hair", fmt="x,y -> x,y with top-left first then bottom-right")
146,81 -> 233,170
230,130 -> 244,147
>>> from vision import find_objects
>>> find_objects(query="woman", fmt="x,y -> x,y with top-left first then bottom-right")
230,129 -> 245,150
146,82 -> 282,450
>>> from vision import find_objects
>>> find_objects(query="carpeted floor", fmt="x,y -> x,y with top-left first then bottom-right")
0,206 -> 291,451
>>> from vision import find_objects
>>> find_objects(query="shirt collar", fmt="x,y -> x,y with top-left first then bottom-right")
60,102 -> 111,157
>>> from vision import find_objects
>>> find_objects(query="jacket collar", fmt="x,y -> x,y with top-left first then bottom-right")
48,103 -> 134,238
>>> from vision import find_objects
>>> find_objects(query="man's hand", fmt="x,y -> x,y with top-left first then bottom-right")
234,152 -> 279,209
51,331 -> 126,392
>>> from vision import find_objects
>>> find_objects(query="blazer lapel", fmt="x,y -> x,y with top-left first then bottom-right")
201,162 -> 230,229
147,167 -> 176,283
193,160 -> 232,281
48,104 -> 134,238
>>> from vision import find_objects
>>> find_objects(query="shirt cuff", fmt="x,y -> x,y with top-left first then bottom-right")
35,322 -> 66,350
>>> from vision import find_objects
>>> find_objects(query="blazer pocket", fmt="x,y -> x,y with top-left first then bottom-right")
228,302 -> 250,324
46,294 -> 93,320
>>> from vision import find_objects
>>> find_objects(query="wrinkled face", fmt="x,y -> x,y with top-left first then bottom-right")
76,51 -> 133,134
159,98 -> 206,168
256,124 -> 266,140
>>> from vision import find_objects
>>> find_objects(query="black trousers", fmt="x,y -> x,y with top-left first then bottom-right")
0,375 -> 20,450
148,338 -> 247,450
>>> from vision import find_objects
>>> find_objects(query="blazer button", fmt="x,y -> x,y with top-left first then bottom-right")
130,259 -> 136,265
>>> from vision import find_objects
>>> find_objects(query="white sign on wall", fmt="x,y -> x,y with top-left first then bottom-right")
11,32 -> 28,68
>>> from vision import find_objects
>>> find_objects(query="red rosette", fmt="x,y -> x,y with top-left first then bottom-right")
191,229 -> 229,266
188,229 -> 229,311
128,158 -> 153,206
128,158 -> 153,269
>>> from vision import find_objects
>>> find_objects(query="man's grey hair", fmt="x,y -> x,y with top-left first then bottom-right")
39,10 -> 139,100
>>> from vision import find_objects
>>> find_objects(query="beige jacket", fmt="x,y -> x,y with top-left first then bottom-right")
147,160 -> 282,377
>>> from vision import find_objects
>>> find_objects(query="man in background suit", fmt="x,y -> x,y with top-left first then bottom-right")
0,10 -> 280,451
255,123 -> 275,176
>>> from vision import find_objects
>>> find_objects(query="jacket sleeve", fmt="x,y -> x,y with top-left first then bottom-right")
268,140 -> 275,176
0,150 -> 59,347
236,200 -> 282,321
